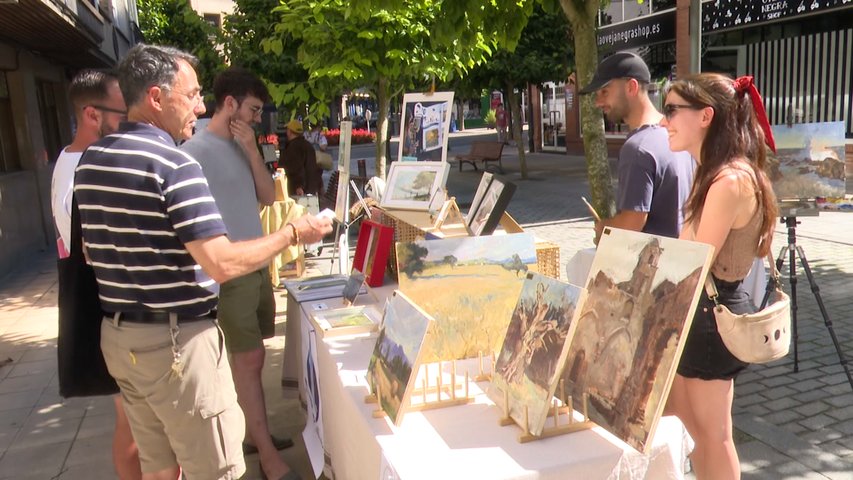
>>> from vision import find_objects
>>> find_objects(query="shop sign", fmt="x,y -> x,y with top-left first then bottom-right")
597,9 -> 677,52
704,0 -> 852,32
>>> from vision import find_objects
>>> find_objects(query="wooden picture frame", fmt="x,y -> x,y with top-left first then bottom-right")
467,177 -> 517,236
352,220 -> 394,287
396,91 -> 454,164
380,161 -> 449,211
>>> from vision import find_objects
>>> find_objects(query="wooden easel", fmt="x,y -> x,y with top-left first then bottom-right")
431,196 -> 466,231
498,380 -> 595,443
366,360 -> 474,418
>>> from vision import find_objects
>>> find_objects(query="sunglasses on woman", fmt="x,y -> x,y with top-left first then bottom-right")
662,103 -> 705,120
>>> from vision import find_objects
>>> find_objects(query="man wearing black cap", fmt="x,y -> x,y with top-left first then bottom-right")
580,51 -> 694,242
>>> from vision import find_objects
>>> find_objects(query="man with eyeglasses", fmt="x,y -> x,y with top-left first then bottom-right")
50,69 -> 141,480
579,51 -> 694,242
74,44 -> 329,480
182,67 -> 298,480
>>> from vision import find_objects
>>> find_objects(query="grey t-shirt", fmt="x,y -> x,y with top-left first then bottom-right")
182,128 -> 264,241
617,124 -> 695,238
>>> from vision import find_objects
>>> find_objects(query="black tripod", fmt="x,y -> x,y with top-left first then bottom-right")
765,217 -> 853,392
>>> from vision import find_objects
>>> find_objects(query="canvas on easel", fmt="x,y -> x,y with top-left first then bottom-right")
560,227 -> 713,452
489,273 -> 587,436
367,290 -> 434,426
396,233 -> 537,362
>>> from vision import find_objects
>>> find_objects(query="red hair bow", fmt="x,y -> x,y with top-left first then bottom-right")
733,75 -> 776,153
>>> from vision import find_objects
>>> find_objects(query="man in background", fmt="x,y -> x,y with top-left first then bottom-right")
50,69 -> 141,480
281,119 -> 320,196
579,51 -> 694,241
182,67 -> 297,480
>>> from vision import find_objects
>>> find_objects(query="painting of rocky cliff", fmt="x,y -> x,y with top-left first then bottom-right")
396,233 -> 537,362
367,290 -> 434,426
769,121 -> 846,199
490,273 -> 586,435
560,228 -> 713,452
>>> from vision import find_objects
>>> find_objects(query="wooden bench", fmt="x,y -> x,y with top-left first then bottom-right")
454,141 -> 505,173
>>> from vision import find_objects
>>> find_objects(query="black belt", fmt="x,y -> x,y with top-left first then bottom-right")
110,310 -> 217,324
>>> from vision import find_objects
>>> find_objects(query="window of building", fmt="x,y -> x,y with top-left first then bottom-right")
0,73 -> 20,173
36,80 -> 62,164
203,13 -> 221,30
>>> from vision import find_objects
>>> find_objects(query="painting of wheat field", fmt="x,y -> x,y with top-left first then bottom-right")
367,290 -> 433,426
489,273 -> 586,435
396,233 -> 537,362
560,227 -> 713,452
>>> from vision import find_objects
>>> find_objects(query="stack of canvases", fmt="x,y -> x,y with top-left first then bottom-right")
368,226 -> 714,454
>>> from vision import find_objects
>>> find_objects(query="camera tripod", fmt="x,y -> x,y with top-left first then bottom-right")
763,217 -> 853,392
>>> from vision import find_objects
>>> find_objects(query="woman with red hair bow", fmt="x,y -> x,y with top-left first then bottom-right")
660,73 -> 778,479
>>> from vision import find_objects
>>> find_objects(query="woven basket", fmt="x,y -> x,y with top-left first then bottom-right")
535,241 -> 560,279
374,210 -> 428,281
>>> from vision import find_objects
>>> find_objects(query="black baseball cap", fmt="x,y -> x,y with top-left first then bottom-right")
578,52 -> 651,94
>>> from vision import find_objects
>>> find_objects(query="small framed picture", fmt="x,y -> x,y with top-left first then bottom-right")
352,220 -> 394,287
379,161 -> 449,211
467,177 -> 517,236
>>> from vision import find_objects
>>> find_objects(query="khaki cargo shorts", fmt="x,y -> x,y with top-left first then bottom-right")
100,316 -> 246,479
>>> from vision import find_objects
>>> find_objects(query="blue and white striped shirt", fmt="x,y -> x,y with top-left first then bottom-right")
74,122 -> 227,316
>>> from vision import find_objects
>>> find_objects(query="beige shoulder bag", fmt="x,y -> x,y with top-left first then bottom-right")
704,254 -> 791,364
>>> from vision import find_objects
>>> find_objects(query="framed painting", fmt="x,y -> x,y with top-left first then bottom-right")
341,269 -> 366,306
560,227 -> 713,452
489,272 -> 587,436
397,91 -> 454,164
380,161 -> 449,211
309,304 -> 380,339
334,170 -> 350,223
367,290 -> 434,426
337,120 -> 353,175
467,176 -> 516,236
466,172 -> 493,221
352,220 -> 394,287
396,233 -> 537,362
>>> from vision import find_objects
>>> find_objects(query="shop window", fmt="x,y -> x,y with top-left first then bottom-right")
0,73 -> 19,173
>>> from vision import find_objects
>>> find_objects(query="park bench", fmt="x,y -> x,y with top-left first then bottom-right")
454,141 -> 505,173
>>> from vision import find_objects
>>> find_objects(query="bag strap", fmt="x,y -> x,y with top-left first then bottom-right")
704,253 -> 779,306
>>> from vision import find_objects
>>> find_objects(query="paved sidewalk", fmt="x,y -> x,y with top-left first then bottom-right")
0,131 -> 851,478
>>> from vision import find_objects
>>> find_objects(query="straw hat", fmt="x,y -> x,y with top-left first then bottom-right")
286,119 -> 303,134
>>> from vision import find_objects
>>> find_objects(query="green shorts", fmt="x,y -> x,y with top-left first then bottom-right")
217,270 -> 276,353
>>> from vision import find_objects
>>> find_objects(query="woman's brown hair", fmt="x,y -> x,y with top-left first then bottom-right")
667,73 -> 778,256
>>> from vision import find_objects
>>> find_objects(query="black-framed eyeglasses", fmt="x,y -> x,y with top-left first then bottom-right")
663,103 -> 703,120
88,104 -> 127,116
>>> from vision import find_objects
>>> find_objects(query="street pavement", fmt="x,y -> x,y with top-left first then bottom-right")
0,128 -> 851,478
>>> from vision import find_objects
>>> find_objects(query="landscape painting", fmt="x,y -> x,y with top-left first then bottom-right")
367,290 -> 433,426
769,121 -> 846,199
560,228 -> 713,452
490,273 -> 587,436
380,162 -> 449,211
396,233 -> 537,362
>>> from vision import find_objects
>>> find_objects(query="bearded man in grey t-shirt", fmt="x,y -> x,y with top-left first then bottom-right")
182,67 -> 299,480
579,51 -> 695,241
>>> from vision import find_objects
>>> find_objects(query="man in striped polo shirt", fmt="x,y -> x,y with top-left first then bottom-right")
74,44 -> 330,480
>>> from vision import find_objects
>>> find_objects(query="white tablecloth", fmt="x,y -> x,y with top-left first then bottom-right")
286,287 -> 693,480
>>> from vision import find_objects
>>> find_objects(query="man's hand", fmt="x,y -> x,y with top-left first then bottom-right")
288,214 -> 333,245
230,119 -> 258,158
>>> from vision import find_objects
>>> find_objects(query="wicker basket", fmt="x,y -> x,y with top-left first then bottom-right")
374,210 -> 428,281
535,241 -> 560,279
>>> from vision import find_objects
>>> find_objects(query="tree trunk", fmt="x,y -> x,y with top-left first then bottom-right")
507,83 -> 528,179
456,98 -> 465,132
375,76 -> 389,180
560,0 -> 614,217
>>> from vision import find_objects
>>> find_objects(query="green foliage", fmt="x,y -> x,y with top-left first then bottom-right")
136,0 -> 225,93
398,243 -> 428,279
483,109 -> 496,128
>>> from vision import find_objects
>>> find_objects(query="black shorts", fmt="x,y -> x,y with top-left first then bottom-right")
678,277 -> 753,380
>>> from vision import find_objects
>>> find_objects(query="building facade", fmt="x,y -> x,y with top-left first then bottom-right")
0,0 -> 141,275
547,0 -> 853,155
